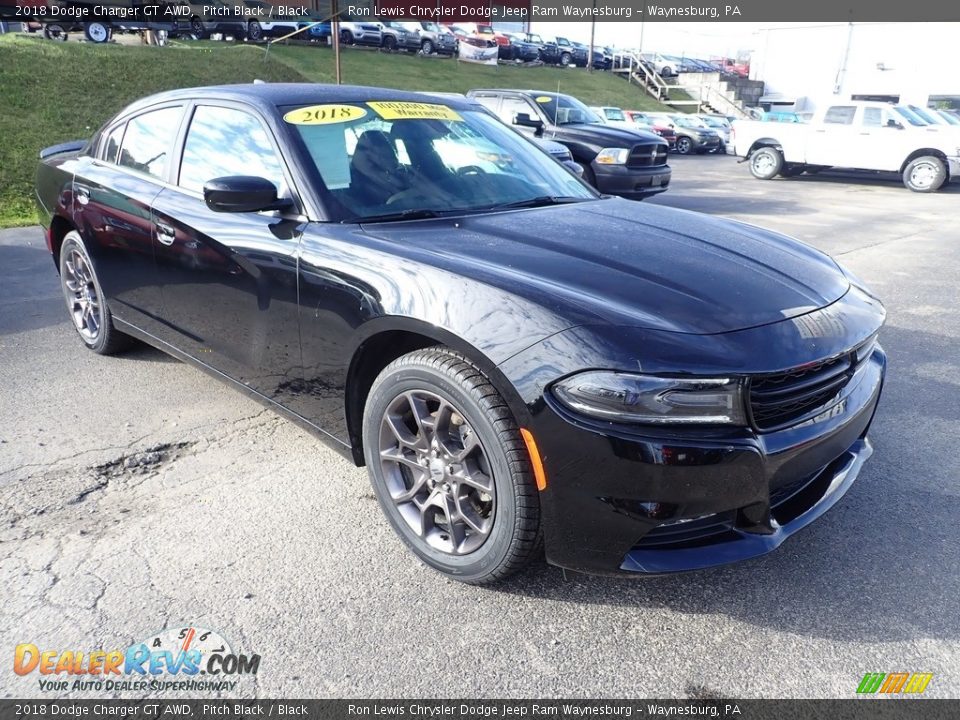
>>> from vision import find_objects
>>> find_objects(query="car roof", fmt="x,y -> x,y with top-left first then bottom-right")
468,90 -> 569,99
120,83 -> 478,117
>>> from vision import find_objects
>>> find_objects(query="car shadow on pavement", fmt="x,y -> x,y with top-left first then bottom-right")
496,323 -> 960,644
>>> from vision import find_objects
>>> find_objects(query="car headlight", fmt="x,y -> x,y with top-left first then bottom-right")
552,372 -> 747,425
595,148 -> 630,165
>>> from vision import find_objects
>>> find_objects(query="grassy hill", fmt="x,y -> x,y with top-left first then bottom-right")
0,34 -> 675,227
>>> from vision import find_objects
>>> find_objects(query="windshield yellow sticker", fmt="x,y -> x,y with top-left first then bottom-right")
535,96 -> 553,103
283,105 -> 367,125
367,101 -> 462,121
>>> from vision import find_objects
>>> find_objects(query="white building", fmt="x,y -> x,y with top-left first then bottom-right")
749,23 -> 960,114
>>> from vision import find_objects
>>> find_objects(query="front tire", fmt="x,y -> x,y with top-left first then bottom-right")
59,231 -> 132,355
363,348 -> 542,584
340,29 -> 354,45
676,136 -> 693,155
902,156 -> 946,193
749,146 -> 783,179
247,20 -> 263,42
190,17 -> 206,39
559,51 -> 572,66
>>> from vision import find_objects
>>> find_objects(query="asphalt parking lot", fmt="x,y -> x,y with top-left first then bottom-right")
2,155 -> 958,699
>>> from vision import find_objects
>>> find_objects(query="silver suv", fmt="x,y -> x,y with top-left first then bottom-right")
401,21 -> 457,55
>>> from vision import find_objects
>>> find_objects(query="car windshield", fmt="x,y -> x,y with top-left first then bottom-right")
891,106 -> 928,126
284,102 -> 596,222
701,117 -> 727,128
604,108 -> 626,121
533,94 -> 602,125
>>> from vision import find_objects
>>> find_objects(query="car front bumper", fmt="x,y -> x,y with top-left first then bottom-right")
497,286 -> 887,576
593,163 -> 671,199
537,348 -> 883,575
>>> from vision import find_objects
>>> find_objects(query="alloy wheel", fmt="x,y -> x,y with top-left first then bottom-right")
378,390 -> 495,556
62,248 -> 102,343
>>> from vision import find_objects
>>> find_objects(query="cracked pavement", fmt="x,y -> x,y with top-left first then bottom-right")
2,156 -> 959,699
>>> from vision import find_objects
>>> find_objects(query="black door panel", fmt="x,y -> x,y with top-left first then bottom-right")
150,188 -> 303,404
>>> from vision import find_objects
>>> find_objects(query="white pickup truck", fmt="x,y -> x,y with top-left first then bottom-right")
731,101 -> 960,192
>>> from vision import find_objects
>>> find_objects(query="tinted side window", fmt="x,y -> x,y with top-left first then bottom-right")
117,106 -> 183,179
102,125 -> 125,164
179,105 -> 286,194
823,106 -> 856,125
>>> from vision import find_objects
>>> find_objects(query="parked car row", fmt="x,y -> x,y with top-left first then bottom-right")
590,106 -> 733,155
631,52 -> 750,78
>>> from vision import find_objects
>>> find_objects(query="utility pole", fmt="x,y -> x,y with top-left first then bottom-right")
587,0 -> 596,71
331,0 -> 342,85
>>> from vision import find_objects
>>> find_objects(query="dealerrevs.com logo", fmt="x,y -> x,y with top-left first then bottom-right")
856,673 -> 934,696
14,626 -> 260,693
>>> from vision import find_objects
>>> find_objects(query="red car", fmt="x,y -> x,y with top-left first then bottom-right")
626,110 -> 677,149
714,57 -> 750,78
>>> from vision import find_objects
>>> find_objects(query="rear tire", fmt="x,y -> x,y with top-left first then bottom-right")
190,17 -> 206,39
383,35 -> 396,51
902,156 -> 946,193
247,20 -> 263,42
362,348 -> 542,584
749,147 -> 783,180
58,231 -> 133,355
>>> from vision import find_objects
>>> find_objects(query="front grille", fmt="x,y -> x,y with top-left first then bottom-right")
628,143 -> 668,167
748,338 -> 875,431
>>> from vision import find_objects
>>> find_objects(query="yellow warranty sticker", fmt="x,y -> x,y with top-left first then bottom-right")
535,96 -> 553,103
367,101 -> 462,121
283,104 -> 367,125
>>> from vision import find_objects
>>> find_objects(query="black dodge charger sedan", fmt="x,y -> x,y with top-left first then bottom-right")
35,84 -> 886,583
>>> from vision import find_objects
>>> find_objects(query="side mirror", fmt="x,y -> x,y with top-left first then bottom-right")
513,113 -> 544,133
203,176 -> 292,213
886,119 -> 904,129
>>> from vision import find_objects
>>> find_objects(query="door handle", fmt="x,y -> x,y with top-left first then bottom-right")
75,186 -> 90,206
156,222 -> 176,246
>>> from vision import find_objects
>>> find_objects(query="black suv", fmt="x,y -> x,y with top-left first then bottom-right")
468,89 -> 671,199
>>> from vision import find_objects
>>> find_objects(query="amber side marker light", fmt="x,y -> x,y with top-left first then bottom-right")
520,428 -> 547,491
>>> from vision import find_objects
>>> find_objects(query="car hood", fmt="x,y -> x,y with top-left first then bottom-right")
550,123 -> 663,146
360,199 -> 850,335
